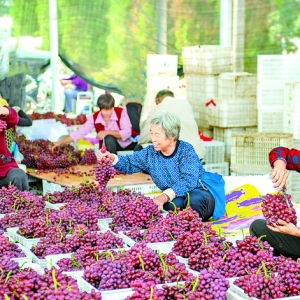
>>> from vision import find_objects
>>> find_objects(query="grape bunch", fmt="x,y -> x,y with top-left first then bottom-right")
95,146 -> 117,190
80,149 -> 97,165
0,235 -> 25,259
0,119 -> 6,132
262,193 -> 297,226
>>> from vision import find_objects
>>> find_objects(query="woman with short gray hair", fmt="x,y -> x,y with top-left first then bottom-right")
98,110 -> 224,221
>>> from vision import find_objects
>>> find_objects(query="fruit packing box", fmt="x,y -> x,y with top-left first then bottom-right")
11,243 -> 34,265
6,227 -> 41,248
228,277 -> 300,300
203,140 -> 225,164
108,183 -> 161,195
45,201 -> 66,210
118,230 -> 175,254
45,252 -> 84,280
77,274 -> 185,300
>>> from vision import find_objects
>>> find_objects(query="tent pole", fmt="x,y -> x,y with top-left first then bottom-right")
49,0 -> 60,113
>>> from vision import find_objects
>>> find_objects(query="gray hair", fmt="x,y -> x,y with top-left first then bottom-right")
150,111 -> 181,141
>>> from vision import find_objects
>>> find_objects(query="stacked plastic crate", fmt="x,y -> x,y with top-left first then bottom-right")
209,72 -> 258,162
182,45 -> 233,137
140,54 -> 180,123
257,55 -> 300,134
230,132 -> 294,189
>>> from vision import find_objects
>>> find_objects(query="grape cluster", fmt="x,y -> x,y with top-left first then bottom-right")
0,266 -> 102,299
80,149 -> 97,165
29,111 -> 87,125
262,193 -> 297,226
109,190 -> 162,232
95,148 -> 117,191
0,185 -> 44,214
0,235 -> 25,259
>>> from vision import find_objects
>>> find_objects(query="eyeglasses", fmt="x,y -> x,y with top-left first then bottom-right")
0,155 -> 12,164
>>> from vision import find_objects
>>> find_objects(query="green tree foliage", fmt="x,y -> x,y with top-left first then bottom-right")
7,0 -> 300,98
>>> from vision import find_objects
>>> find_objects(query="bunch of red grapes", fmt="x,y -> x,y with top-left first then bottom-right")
95,146 -> 117,190
262,193 -> 297,226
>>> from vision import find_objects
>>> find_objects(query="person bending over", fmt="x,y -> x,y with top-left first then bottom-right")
250,146 -> 300,259
53,94 -> 137,154
98,110 -> 225,221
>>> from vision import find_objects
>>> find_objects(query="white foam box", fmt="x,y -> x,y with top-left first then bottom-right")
257,109 -> 295,134
257,54 -> 300,83
230,132 -> 293,171
204,162 -> 229,176
182,45 -> 233,75
147,54 -> 178,76
42,180 -> 65,195
10,243 -> 33,264
185,73 -> 219,102
208,98 -> 257,128
213,127 -> 257,161
203,140 -> 225,164
257,82 -> 285,110
218,72 -> 257,101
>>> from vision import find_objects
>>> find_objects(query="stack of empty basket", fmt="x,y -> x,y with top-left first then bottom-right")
257,55 -> 300,202
182,45 -> 233,137
140,54 -> 180,122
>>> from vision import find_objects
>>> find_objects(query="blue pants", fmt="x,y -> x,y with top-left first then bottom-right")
163,188 -> 215,221
64,89 -> 85,113
0,168 -> 29,191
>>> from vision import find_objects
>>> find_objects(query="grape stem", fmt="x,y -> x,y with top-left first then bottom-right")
138,254 -> 145,270
52,269 -> 61,290
150,286 -> 154,300
5,270 -> 12,283
191,276 -> 199,291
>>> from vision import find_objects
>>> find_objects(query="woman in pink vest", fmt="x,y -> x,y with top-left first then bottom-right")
53,94 -> 137,154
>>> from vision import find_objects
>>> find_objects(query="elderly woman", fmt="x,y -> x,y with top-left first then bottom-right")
99,110 -> 225,221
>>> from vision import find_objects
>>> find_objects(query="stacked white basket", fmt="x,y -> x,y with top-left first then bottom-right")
182,45 -> 233,132
140,54 -> 180,123
257,55 -> 300,134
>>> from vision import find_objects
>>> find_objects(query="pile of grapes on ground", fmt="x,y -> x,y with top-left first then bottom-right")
1,177 -> 299,299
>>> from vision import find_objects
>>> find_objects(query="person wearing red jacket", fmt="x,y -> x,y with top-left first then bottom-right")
0,99 -> 29,191
250,146 -> 300,259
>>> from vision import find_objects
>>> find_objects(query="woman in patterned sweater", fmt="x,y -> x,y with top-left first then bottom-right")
98,110 -> 223,221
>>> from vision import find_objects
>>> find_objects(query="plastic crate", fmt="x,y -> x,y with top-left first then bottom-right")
208,99 -> 257,128
6,227 -> 41,248
257,55 -> 300,82
230,133 -> 293,171
108,184 -> 161,195
45,201 -> 66,210
11,243 -> 33,264
203,140 -> 225,164
27,174 -> 41,183
203,162 -> 229,176
42,180 -> 65,195
218,72 -> 257,100
147,54 -> 178,76
257,83 -> 285,110
257,109 -> 295,134
66,125 -> 79,135
188,100 -> 210,129
213,127 -> 257,161
185,74 -> 219,102
118,231 -> 175,253
182,45 -> 233,75
228,277 -> 300,300
284,82 -> 300,112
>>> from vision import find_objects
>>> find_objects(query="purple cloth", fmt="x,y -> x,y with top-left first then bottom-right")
65,74 -> 88,91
